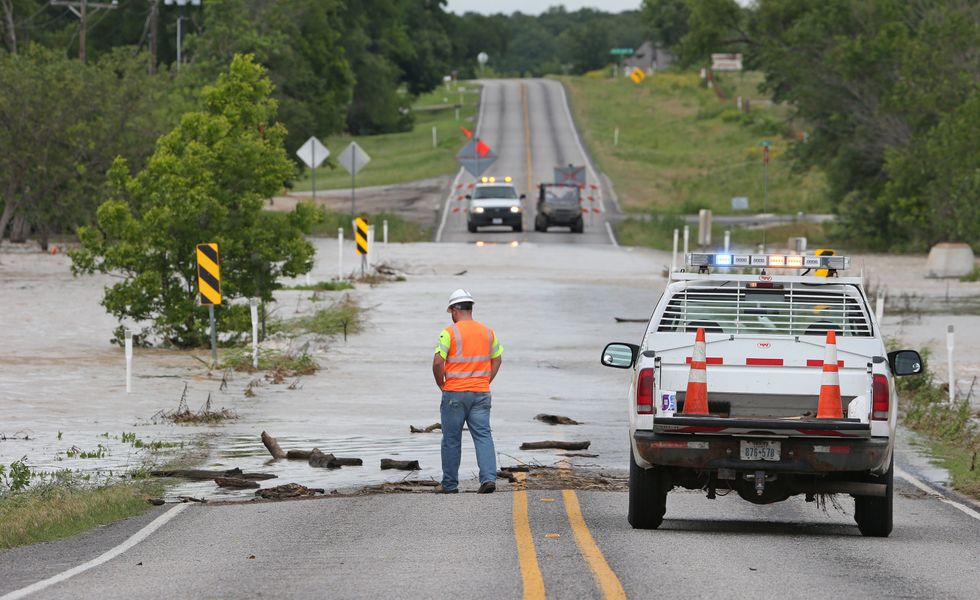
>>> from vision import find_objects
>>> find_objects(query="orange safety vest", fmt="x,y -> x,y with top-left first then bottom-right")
443,320 -> 496,392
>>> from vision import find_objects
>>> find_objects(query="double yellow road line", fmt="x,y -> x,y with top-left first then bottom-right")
512,472 -> 626,599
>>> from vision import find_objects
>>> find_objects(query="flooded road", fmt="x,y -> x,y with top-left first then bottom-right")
2,241 -> 978,500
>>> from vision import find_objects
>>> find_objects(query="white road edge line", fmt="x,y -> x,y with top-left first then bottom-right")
554,80 -> 619,248
895,467 -> 980,522
1,503 -> 189,600
436,81 -> 488,243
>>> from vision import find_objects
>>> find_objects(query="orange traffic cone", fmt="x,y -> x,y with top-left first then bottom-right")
683,327 -> 709,414
816,330 -> 843,419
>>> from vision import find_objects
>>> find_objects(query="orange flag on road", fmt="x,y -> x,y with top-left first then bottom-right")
476,138 -> 491,157
460,126 -> 473,138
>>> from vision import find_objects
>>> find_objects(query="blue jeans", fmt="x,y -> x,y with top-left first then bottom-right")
440,391 -> 496,490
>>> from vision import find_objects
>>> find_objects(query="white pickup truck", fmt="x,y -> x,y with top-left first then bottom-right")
602,252 -> 922,537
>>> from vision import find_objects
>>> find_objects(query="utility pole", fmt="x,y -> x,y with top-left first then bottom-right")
164,0 -> 201,73
760,140 -> 772,253
149,0 -> 159,75
51,0 -> 118,63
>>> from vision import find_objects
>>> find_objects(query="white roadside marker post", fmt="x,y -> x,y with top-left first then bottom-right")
383,220 -> 388,246
724,229 -> 731,252
875,290 -> 885,324
125,329 -> 133,393
947,325 -> 955,402
614,126 -> 619,147
671,228 -> 679,275
432,126 -> 437,149
367,225 -> 375,270
337,228 -> 344,280
683,225 -> 689,257
250,298 -> 259,370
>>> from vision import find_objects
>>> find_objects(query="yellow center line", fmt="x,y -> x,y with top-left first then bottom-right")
562,489 -> 627,600
513,472 -> 545,599
521,81 -> 533,195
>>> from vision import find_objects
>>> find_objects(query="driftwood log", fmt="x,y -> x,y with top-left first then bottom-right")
520,441 -> 591,451
561,453 -> 599,458
151,468 -> 276,481
410,423 -> 442,433
496,470 -> 517,482
500,465 -> 530,473
534,414 -> 581,426
286,449 -> 314,459
309,449 -> 340,469
380,458 -> 421,471
214,477 -> 260,489
255,483 -> 324,500
261,431 -> 286,459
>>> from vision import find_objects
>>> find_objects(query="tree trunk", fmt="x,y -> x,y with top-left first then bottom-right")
9,214 -> 30,243
150,468 -> 277,481
0,196 -> 17,243
380,459 -> 420,471
0,0 -> 16,54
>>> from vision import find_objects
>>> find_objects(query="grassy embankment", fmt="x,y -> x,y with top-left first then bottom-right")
562,71 -> 830,250
896,349 -> 980,498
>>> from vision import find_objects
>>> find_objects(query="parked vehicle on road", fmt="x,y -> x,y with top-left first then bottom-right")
601,252 -> 922,536
466,176 -> 524,233
535,183 -> 583,233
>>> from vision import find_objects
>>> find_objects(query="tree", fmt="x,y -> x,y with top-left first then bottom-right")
71,55 -> 318,347
641,0 -> 690,48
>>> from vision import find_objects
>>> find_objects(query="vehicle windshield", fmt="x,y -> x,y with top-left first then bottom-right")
474,185 -> 518,199
544,187 -> 579,205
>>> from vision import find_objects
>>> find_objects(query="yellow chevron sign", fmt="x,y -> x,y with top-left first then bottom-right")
196,243 -> 222,305
629,67 -> 646,84
355,217 -> 368,256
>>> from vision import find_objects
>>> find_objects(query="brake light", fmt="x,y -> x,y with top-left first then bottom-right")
637,368 -> 654,414
872,374 -> 889,421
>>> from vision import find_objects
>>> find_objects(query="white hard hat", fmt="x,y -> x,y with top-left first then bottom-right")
447,288 -> 475,308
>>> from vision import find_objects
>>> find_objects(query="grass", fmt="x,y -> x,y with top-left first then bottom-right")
560,71 -> 828,216
896,348 -> 980,499
221,346 -> 319,375
291,84 -> 481,191
960,266 -> 980,282
615,216 -> 829,252
271,295 -> 361,337
0,480 -> 165,549
309,208 -> 430,242
283,280 -> 354,292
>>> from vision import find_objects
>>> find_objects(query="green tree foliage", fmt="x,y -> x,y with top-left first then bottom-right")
678,0 -> 980,250
0,45 -> 170,247
641,0 -> 691,48
70,55 -> 318,347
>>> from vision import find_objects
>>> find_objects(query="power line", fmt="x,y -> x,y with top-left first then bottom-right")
50,0 -> 119,62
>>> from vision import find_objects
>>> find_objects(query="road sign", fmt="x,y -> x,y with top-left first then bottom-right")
355,217 -> 368,256
629,67 -> 646,84
610,48 -> 634,55
295,136 -> 329,169
455,138 -> 497,178
731,196 -> 749,210
338,142 -> 371,176
554,165 -> 586,187
477,52 -> 488,65
196,243 -> 221,305
711,53 -> 743,71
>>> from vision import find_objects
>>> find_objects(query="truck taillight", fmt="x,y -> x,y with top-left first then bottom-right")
872,374 -> 889,421
637,368 -> 654,414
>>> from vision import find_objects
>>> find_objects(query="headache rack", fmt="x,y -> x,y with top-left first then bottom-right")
657,279 -> 873,337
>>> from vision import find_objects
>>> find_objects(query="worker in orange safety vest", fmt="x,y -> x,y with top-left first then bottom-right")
432,289 -> 503,494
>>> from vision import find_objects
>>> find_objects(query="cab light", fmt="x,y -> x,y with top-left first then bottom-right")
786,255 -> 804,268
480,176 -> 489,183
715,254 -> 732,266
509,206 -> 521,213
504,176 -> 512,182
872,374 -> 889,421
768,255 -> 786,267
637,368 -> 654,414
488,176 -> 496,183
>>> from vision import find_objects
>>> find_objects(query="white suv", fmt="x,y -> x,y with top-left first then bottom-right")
466,177 -> 524,232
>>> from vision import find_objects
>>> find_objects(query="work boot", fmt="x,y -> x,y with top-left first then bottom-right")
478,481 -> 496,494
434,485 -> 458,494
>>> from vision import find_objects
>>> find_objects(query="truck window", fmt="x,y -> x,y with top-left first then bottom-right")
657,286 -> 872,337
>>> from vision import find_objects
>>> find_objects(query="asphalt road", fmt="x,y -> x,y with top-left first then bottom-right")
3,469 -> 979,599
438,79 -> 616,245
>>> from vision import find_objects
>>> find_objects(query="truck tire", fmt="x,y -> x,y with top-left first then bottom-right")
854,457 -> 893,537
629,446 -> 668,529
513,222 -> 523,233
572,218 -> 584,234
467,222 -> 477,233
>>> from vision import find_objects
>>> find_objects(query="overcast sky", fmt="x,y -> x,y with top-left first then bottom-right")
443,0 -> 643,15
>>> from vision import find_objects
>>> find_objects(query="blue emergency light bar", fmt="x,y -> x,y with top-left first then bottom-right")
686,253 -> 849,270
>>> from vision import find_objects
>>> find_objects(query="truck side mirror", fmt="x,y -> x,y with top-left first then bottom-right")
887,350 -> 922,376
520,194 -> 526,200
465,194 -> 471,200
601,343 -> 639,369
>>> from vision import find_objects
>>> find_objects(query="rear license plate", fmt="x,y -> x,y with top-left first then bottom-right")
492,218 -> 503,225
740,440 -> 780,461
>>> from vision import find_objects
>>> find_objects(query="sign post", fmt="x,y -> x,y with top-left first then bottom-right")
196,243 -> 221,368
338,142 -> 371,217
355,217 -> 369,276
295,136 -> 329,202
947,325 -> 955,402
125,329 -> 133,393
760,140 -> 773,252
249,299 -> 259,369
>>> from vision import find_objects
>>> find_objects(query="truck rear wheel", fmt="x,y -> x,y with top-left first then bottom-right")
467,222 -> 477,233
572,218 -> 584,233
854,457 -> 893,537
629,446 -> 668,529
